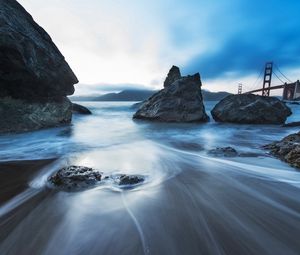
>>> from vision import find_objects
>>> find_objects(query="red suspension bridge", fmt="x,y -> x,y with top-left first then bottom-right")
239,62 -> 300,101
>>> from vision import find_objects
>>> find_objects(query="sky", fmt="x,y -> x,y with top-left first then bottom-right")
19,0 -> 300,95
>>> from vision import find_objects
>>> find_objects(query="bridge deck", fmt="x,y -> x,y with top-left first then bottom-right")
245,83 -> 294,94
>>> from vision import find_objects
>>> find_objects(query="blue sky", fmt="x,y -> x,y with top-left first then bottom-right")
19,0 -> 300,95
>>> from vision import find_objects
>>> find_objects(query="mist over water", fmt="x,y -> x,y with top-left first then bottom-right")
0,101 -> 300,255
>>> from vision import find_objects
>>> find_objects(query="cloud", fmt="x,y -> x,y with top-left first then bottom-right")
18,0 -> 300,93
183,0 -> 300,82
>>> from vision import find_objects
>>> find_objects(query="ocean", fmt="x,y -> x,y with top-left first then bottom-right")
0,101 -> 300,255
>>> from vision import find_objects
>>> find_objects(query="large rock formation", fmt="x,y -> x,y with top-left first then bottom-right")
0,0 -> 78,132
264,132 -> 300,169
211,94 -> 292,124
133,66 -> 209,122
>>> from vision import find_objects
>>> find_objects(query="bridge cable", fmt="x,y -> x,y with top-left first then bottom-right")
248,66 -> 265,91
272,70 -> 286,84
274,63 -> 292,83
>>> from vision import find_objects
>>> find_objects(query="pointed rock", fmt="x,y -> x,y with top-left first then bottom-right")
133,66 -> 209,122
164,65 -> 181,88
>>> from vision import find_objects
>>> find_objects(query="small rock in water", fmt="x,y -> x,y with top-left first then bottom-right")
119,175 -> 145,186
72,103 -> 92,115
48,166 -> 102,191
264,131 -> 300,169
208,147 -> 238,157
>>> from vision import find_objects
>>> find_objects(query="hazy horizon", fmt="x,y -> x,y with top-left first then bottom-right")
18,0 -> 300,95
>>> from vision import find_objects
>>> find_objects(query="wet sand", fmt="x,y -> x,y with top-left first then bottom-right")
0,159 -> 56,205
0,156 -> 300,255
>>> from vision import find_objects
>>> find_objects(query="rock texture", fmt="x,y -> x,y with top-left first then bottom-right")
118,175 -> 145,186
48,166 -> 102,191
264,132 -> 300,169
0,97 -> 72,132
48,165 -> 146,191
0,0 -> 78,132
164,65 -> 181,88
211,94 -> 292,124
133,67 -> 209,122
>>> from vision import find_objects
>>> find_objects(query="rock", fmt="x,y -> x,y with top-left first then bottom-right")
72,103 -> 92,115
282,121 -> 300,127
0,0 -> 78,98
211,94 -> 292,124
164,65 -> 181,88
133,67 -> 209,122
0,97 -> 72,133
208,147 -> 238,157
118,175 -> 145,186
0,0 -> 78,132
48,166 -> 102,191
263,132 -> 300,168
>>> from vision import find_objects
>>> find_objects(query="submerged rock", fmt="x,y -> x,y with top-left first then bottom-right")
0,0 -> 78,132
48,166 -> 102,191
72,103 -> 92,115
208,147 -> 238,157
133,66 -> 209,122
211,94 -> 292,124
264,132 -> 300,168
119,175 -> 145,186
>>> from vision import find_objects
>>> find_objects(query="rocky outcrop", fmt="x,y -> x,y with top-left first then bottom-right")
211,94 -> 292,124
48,165 -> 146,191
264,132 -> 300,169
49,166 -> 102,191
0,97 -> 72,133
0,0 -> 78,132
133,66 -> 209,122
208,147 -> 238,157
72,103 -> 92,115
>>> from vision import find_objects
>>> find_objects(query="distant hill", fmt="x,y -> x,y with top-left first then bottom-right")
202,90 -> 231,101
70,89 -> 231,102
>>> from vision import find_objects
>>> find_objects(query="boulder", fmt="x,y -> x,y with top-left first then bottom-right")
72,103 -> 92,115
264,132 -> 300,168
0,97 -> 72,133
118,175 -> 145,186
133,67 -> 209,122
211,94 -> 292,124
48,166 -> 102,191
208,147 -> 238,157
0,0 -> 78,132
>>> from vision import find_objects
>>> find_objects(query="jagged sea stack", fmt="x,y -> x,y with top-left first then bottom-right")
133,66 -> 209,122
0,0 -> 78,133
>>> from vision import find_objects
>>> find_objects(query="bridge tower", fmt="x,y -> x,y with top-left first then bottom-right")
238,83 -> 242,94
262,62 -> 273,96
